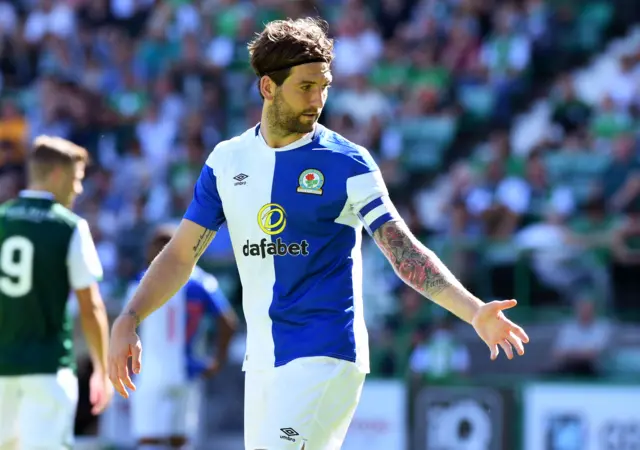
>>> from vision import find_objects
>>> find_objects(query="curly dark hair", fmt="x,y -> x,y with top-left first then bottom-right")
247,17 -> 334,87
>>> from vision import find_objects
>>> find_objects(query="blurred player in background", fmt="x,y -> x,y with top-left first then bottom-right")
130,223 -> 238,449
109,18 -> 529,450
0,136 -> 112,450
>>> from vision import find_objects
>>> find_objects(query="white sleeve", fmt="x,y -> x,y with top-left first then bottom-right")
347,170 -> 400,235
67,219 -> 104,290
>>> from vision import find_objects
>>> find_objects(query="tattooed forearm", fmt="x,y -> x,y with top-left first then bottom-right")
373,221 -> 450,297
193,229 -> 215,259
373,220 -> 483,323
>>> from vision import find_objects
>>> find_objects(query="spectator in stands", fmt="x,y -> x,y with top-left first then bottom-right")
551,74 -> 592,135
24,0 -> 76,45
513,152 -> 575,224
480,4 -> 531,124
607,53 -> 638,110
330,74 -> 393,127
466,158 -> 524,238
567,195 -> 617,305
602,135 -> 640,212
470,128 -> 525,177
590,95 -> 633,140
551,298 -> 612,377
612,199 -> 640,310
515,204 -> 581,301
442,17 -> 483,84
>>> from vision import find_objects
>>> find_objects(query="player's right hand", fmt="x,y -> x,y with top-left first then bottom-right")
108,314 -> 142,399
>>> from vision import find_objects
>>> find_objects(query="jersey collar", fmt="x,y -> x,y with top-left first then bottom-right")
19,190 -> 55,200
254,123 -> 323,151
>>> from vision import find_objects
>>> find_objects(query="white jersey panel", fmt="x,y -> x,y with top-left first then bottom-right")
208,130 -> 278,371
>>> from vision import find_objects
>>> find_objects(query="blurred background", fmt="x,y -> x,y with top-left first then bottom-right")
2,0 -> 640,448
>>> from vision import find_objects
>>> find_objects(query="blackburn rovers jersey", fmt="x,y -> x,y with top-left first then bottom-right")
184,124 -> 399,373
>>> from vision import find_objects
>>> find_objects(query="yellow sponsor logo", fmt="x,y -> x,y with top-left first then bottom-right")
257,203 -> 287,236
246,203 -> 309,258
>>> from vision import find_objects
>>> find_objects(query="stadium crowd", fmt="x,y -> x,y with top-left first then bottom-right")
0,0 -> 638,393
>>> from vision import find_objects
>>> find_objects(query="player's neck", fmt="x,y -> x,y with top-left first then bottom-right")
260,110 -> 309,149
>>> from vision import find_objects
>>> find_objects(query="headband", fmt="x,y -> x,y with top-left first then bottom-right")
258,58 -> 329,77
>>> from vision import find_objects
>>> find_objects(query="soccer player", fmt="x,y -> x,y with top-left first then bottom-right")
0,136 -> 112,450
108,18 -> 530,450
130,223 -> 238,449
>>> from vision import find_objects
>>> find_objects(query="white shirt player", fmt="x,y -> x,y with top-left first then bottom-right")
123,266 -> 231,443
184,123 -> 399,374
128,266 -> 231,387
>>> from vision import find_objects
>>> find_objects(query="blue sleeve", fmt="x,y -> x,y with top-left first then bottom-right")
183,165 -> 226,231
186,275 -> 232,317
349,143 -> 380,176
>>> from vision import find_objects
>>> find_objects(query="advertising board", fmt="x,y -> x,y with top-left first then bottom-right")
523,383 -> 640,450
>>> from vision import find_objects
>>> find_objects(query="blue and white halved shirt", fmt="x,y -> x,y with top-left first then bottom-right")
184,124 -> 399,373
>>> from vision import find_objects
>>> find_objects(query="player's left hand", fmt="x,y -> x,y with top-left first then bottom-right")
89,370 -> 114,415
471,299 -> 529,361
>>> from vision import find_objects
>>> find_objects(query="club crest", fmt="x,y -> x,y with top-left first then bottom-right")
297,169 -> 324,195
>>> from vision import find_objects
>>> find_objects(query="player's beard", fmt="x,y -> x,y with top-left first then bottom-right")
268,90 -> 317,137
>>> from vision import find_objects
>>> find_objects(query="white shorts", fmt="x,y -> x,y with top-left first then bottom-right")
130,379 -> 202,440
244,357 -> 366,450
0,369 -> 78,450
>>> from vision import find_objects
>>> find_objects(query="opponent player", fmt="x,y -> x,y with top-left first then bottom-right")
130,223 -> 238,449
109,18 -> 530,450
0,136 -> 112,449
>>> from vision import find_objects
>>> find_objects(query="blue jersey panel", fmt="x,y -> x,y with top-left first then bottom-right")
268,134 -> 365,366
184,165 -> 226,231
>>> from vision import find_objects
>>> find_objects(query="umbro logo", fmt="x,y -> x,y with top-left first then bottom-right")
234,173 -> 248,186
280,427 -> 299,442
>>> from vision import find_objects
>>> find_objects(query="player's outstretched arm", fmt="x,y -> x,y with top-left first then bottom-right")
122,219 -> 216,325
372,219 -> 529,360
108,219 -> 216,398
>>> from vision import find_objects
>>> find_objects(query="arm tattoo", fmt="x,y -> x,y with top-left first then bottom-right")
373,221 -> 450,298
192,229 -> 215,259
126,309 -> 141,327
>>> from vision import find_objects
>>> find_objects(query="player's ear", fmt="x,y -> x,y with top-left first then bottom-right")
260,75 -> 276,101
